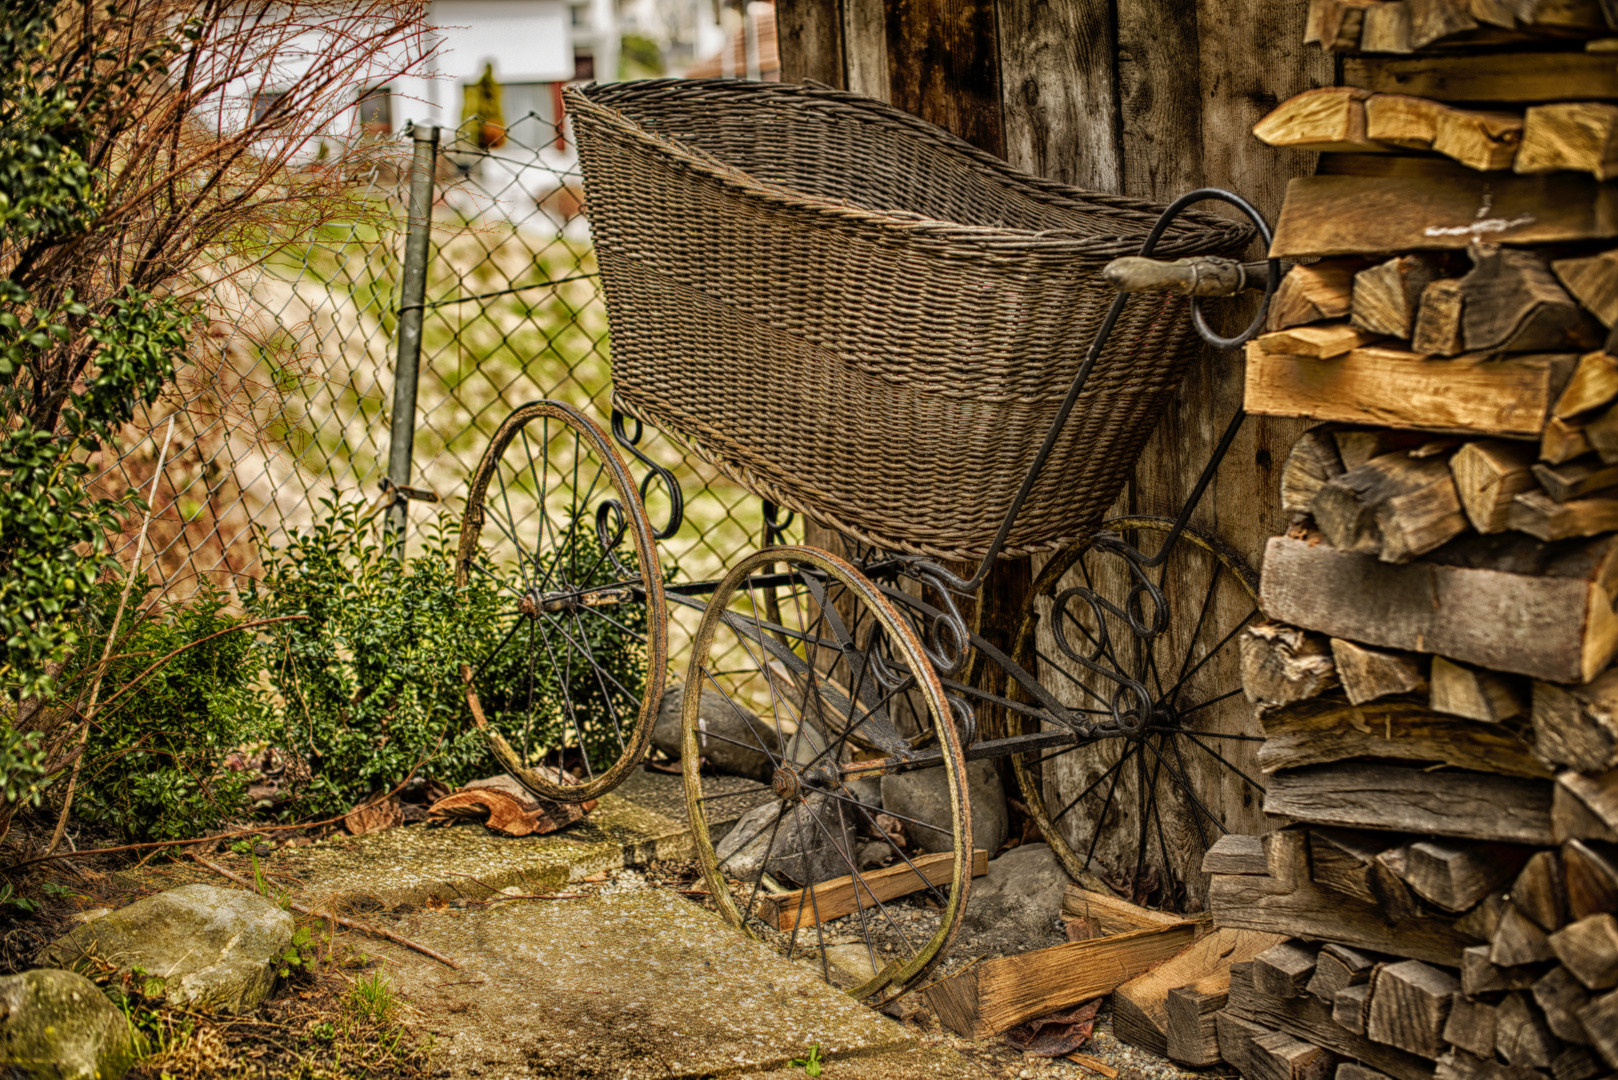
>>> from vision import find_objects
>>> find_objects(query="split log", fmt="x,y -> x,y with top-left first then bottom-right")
1552,353 -> 1618,419
1429,657 -> 1529,723
1412,279 -> 1466,356
1451,440 -> 1538,532
1456,891 -> 1509,943
1508,488 -> 1618,541
1308,826 -> 1418,918
1218,1010 -> 1276,1075
924,922 -> 1198,1038
1331,639 -> 1428,704
1514,849 -> 1570,932
1544,417 -> 1595,466
1400,839 -> 1530,913
1361,2 -> 1415,51
1211,868 -> 1476,966
1255,941 -> 1321,1000
1534,966 -> 1595,1044
1573,988 -> 1618,1067
1312,451 -> 1466,563
1245,342 -> 1578,439
1564,839 -> 1618,919
1203,833 -> 1268,875
1354,255 -> 1453,338
1336,428 -> 1443,470
1367,959 -> 1461,1059
1264,763 -> 1555,845
1269,167 -> 1618,258
1549,914 -> 1618,991
1551,1045 -> 1605,1080
1253,87 -> 1382,153
1436,1049 -> 1544,1080
1269,259 -> 1362,330
1433,107 -> 1524,171
1343,51 -> 1618,103
1307,0 -> 1384,48
1585,400 -> 1618,465
1517,103 -> 1618,180
1534,668 -> 1618,773
1308,943 -> 1378,1003
1553,253 -> 1618,328
1112,928 -> 1283,1055
1408,0 -> 1480,47
1265,830 -> 1314,895
1462,943 -> 1541,996
1444,997 -> 1499,1058
1243,623 -> 1339,705
1256,695 -> 1551,780
1225,960 -> 1439,1080
1496,991 -> 1558,1069
1059,885 -> 1195,934
1365,94 -> 1450,148
1258,530 -> 1618,684
1259,323 -> 1383,358
1460,246 -> 1600,354
1493,901 -> 1557,966
1250,1031 -> 1337,1080
1533,459 -> 1618,502
757,849 -> 988,931
1284,427 -> 1348,514
1165,978 -> 1228,1067
1555,770 -> 1618,844
1336,984 -> 1374,1034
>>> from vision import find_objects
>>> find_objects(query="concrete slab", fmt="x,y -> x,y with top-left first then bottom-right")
364,874 -> 920,1079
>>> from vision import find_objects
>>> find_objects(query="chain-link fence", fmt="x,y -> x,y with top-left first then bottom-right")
97,108 -> 798,681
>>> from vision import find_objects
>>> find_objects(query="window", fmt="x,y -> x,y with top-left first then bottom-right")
497,81 -> 562,150
250,90 -> 286,126
572,50 -> 594,81
357,86 -> 392,136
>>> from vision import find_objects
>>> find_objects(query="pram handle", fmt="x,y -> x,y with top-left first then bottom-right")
1101,256 -> 1279,298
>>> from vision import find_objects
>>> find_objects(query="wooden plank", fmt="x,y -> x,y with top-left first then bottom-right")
840,0 -> 889,100
775,0 -> 846,87
884,0 -> 1004,157
1245,343 -> 1577,439
923,922 -> 1198,1039
757,849 -> 987,932
1263,763 -> 1555,846
1226,959 -> 1439,1080
1113,928 -> 1284,1055
1210,870 -> 1476,967
1060,885 -> 1192,932
1255,695 -> 1552,780
1343,51 -> 1618,103
999,0 -> 1116,190
1258,531 -> 1618,684
1269,170 -> 1618,257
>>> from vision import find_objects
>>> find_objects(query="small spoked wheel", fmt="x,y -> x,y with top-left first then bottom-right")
455,400 -> 668,803
1010,517 -> 1263,910
682,547 -> 972,1001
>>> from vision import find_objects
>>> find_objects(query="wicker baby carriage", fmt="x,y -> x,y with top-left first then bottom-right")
566,79 -> 1251,561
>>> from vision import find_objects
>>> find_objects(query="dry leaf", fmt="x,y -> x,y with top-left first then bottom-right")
343,794 -> 403,836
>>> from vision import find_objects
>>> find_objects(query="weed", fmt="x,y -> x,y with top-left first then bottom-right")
790,1044 -> 824,1077
345,970 -> 396,1024
0,883 -> 38,914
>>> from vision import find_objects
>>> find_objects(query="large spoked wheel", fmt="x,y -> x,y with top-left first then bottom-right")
683,546 -> 972,1001
455,400 -> 668,803
1010,517 -> 1263,910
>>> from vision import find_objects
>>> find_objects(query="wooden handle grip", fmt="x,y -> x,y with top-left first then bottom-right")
1101,256 -> 1252,297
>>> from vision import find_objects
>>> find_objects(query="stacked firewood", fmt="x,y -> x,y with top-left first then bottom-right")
1202,3 -> 1618,1080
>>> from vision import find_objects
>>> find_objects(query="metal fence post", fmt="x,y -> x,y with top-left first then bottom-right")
385,122 -> 440,549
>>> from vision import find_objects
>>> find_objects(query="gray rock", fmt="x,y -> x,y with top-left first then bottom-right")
960,842 -> 1070,951
857,841 -> 892,870
651,683 -> 783,781
714,796 -> 845,887
880,759 -> 1008,855
43,884 -> 294,1014
0,968 -> 133,1080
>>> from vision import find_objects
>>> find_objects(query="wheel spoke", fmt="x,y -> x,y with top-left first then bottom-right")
1165,605 -> 1259,703
1176,729 -> 1267,796
1139,734 -> 1228,837
1051,744 -> 1129,827
1084,743 -> 1135,867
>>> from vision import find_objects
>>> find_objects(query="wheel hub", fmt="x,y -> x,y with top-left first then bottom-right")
772,765 -> 803,801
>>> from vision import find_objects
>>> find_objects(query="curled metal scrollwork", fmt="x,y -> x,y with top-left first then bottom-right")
610,409 -> 685,540
893,559 -> 972,678
762,500 -> 796,547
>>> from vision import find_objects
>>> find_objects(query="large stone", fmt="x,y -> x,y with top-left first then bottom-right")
0,968 -> 133,1080
43,884 -> 294,1014
959,842 -> 1070,951
652,683 -> 786,781
880,759 -> 1007,855
715,796 -> 845,887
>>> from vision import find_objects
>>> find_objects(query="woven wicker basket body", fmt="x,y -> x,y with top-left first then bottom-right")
568,80 -> 1252,561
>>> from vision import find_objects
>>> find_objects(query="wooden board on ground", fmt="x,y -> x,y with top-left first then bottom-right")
1255,695 -> 1552,780
924,922 -> 1198,1039
1210,867 -> 1476,967
757,849 -> 988,932
1112,928 -> 1285,1056
1263,763 -> 1555,846
1258,531 -> 1618,684
1245,343 -> 1576,439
